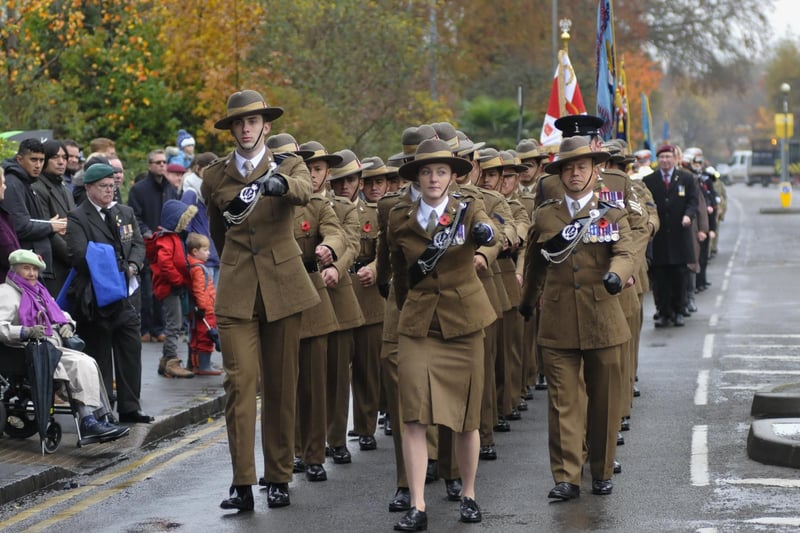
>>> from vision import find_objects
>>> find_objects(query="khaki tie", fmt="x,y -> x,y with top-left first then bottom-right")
243,160 -> 254,178
571,200 -> 581,217
425,210 -> 438,235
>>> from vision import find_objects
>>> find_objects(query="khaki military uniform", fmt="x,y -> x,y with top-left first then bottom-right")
325,194 -> 365,449
521,196 -> 636,484
294,195 -> 348,466
350,197 -> 385,438
203,152 -> 319,486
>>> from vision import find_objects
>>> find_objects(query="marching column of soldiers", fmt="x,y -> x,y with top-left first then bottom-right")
207,88 -> 721,530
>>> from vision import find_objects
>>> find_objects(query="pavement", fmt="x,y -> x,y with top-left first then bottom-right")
0,339 -> 225,505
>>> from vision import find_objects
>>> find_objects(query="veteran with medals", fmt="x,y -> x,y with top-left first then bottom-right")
520,136 -> 636,501
388,138 -> 496,530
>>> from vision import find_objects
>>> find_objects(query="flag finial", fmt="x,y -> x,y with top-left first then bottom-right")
559,18 -> 572,52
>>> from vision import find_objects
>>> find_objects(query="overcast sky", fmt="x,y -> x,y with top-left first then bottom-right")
768,0 -> 799,42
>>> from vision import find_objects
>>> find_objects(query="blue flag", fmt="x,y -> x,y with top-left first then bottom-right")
641,92 -> 654,157
595,0 -> 616,140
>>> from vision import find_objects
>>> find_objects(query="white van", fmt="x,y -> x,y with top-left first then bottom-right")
717,150 -> 775,186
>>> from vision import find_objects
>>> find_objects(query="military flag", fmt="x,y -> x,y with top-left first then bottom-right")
615,56 -> 629,146
540,49 -> 587,146
595,0 -> 616,141
641,92 -> 654,158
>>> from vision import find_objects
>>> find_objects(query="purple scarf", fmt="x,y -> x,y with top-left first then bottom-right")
7,271 -> 68,336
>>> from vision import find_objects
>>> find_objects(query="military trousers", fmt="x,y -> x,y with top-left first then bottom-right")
380,339 -> 407,488
326,328 -> 354,448
218,310 -> 301,486
542,344 -> 623,484
296,334 -> 328,465
352,322 -> 383,436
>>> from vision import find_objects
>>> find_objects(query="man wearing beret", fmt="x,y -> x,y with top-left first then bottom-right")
202,89 -> 319,512
65,163 -> 151,425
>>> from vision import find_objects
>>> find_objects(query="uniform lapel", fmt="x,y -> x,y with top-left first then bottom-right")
85,203 -> 115,241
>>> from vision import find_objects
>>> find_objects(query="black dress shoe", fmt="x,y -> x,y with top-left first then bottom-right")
347,429 -> 357,437
479,444 -> 497,461
507,408 -> 521,421
394,507 -> 427,531
524,386 -> 534,400
617,432 -> 625,446
679,307 -> 691,318
592,479 -> 613,495
359,435 -> 377,450
331,445 -> 351,464
118,410 -> 154,423
613,459 -> 622,474
535,374 -> 548,390
220,485 -> 254,511
384,415 -> 392,436
633,385 -> 641,397
620,417 -> 630,431
654,315 -> 670,328
293,456 -> 307,473
548,482 -> 580,501
425,460 -> 439,484
674,313 -> 685,326
445,478 -> 462,501
518,399 -> 528,411
266,482 -> 290,508
493,417 -> 510,432
687,299 -> 698,313
459,496 -> 482,523
389,487 -> 411,512
306,464 -> 327,482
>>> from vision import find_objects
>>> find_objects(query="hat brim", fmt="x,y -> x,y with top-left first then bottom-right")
544,151 -> 610,175
328,161 -> 374,181
399,155 -> 473,181
304,153 -> 344,167
214,107 -> 284,130
456,141 -> 486,157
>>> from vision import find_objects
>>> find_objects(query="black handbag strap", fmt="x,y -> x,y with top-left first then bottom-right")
408,200 -> 469,288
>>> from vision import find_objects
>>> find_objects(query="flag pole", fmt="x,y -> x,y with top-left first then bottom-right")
558,18 -> 572,117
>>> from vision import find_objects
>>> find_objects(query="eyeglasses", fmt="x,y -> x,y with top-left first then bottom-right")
93,183 -> 116,190
112,168 -> 124,173
150,160 -> 167,165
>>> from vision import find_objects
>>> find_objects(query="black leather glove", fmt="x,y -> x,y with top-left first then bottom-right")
518,303 -> 533,321
603,272 -> 622,295
58,323 -> 74,339
24,325 -> 46,340
378,283 -> 390,299
261,175 -> 288,196
471,222 -> 494,246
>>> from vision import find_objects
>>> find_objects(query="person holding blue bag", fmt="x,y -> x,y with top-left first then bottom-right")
65,163 -> 153,424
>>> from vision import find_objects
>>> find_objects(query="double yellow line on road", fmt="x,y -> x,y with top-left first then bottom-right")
1,418 -> 226,532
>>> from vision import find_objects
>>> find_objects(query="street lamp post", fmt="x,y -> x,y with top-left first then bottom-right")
779,83 -> 793,208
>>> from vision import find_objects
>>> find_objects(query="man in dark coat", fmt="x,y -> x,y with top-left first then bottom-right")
643,145 -> 699,327
65,163 -> 152,424
127,149 -> 179,341
0,138 -> 66,290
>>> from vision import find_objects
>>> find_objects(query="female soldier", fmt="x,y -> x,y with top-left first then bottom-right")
388,138 -> 496,530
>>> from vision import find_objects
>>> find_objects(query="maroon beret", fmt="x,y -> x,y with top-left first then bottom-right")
656,145 -> 675,156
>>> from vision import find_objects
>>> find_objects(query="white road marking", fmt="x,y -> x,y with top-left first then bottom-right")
724,344 -> 800,349
695,371 -> 709,406
723,370 -> 800,375
691,425 -> 709,486
703,334 -> 714,359
715,294 -> 723,308
725,334 -> 800,338
721,355 -> 800,361
709,314 -> 719,327
720,278 -> 729,292
745,518 -> 800,527
725,477 -> 800,488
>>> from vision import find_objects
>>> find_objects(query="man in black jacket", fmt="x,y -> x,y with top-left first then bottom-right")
127,149 -> 179,342
66,163 -> 152,424
0,138 -> 66,293
643,145 -> 699,327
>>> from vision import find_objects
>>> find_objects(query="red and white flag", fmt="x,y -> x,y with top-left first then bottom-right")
540,49 -> 587,146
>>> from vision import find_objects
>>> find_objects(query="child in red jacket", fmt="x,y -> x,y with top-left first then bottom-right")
186,232 -> 222,375
149,199 -> 196,378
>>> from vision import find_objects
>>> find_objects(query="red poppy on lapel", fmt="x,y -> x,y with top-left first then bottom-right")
438,214 -> 451,226
597,218 -> 609,229
362,221 -> 372,233
301,220 -> 311,232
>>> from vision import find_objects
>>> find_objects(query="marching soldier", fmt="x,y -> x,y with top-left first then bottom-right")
520,136 -> 636,500
204,90 -> 319,511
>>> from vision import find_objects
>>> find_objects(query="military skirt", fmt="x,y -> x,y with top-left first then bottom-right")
397,327 -> 484,433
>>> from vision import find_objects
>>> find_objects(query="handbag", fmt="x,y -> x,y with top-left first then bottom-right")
61,334 -> 86,352
85,241 -> 128,307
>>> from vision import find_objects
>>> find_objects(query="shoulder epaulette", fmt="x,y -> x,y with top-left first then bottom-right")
537,198 -> 561,209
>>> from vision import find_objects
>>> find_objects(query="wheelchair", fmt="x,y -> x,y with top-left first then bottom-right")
0,345 -> 87,453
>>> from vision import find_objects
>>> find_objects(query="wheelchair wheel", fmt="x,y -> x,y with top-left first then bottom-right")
43,421 -> 61,454
5,410 -> 38,439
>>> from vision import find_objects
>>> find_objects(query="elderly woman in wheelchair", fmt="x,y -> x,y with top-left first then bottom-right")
0,249 -> 128,445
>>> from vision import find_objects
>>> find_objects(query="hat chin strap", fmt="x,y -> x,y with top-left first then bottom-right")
236,126 -> 265,155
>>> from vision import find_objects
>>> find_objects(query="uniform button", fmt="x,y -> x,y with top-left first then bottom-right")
434,288 -> 441,295
573,266 -> 579,272
574,283 -> 580,289
250,228 -> 256,234
252,249 -> 258,255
